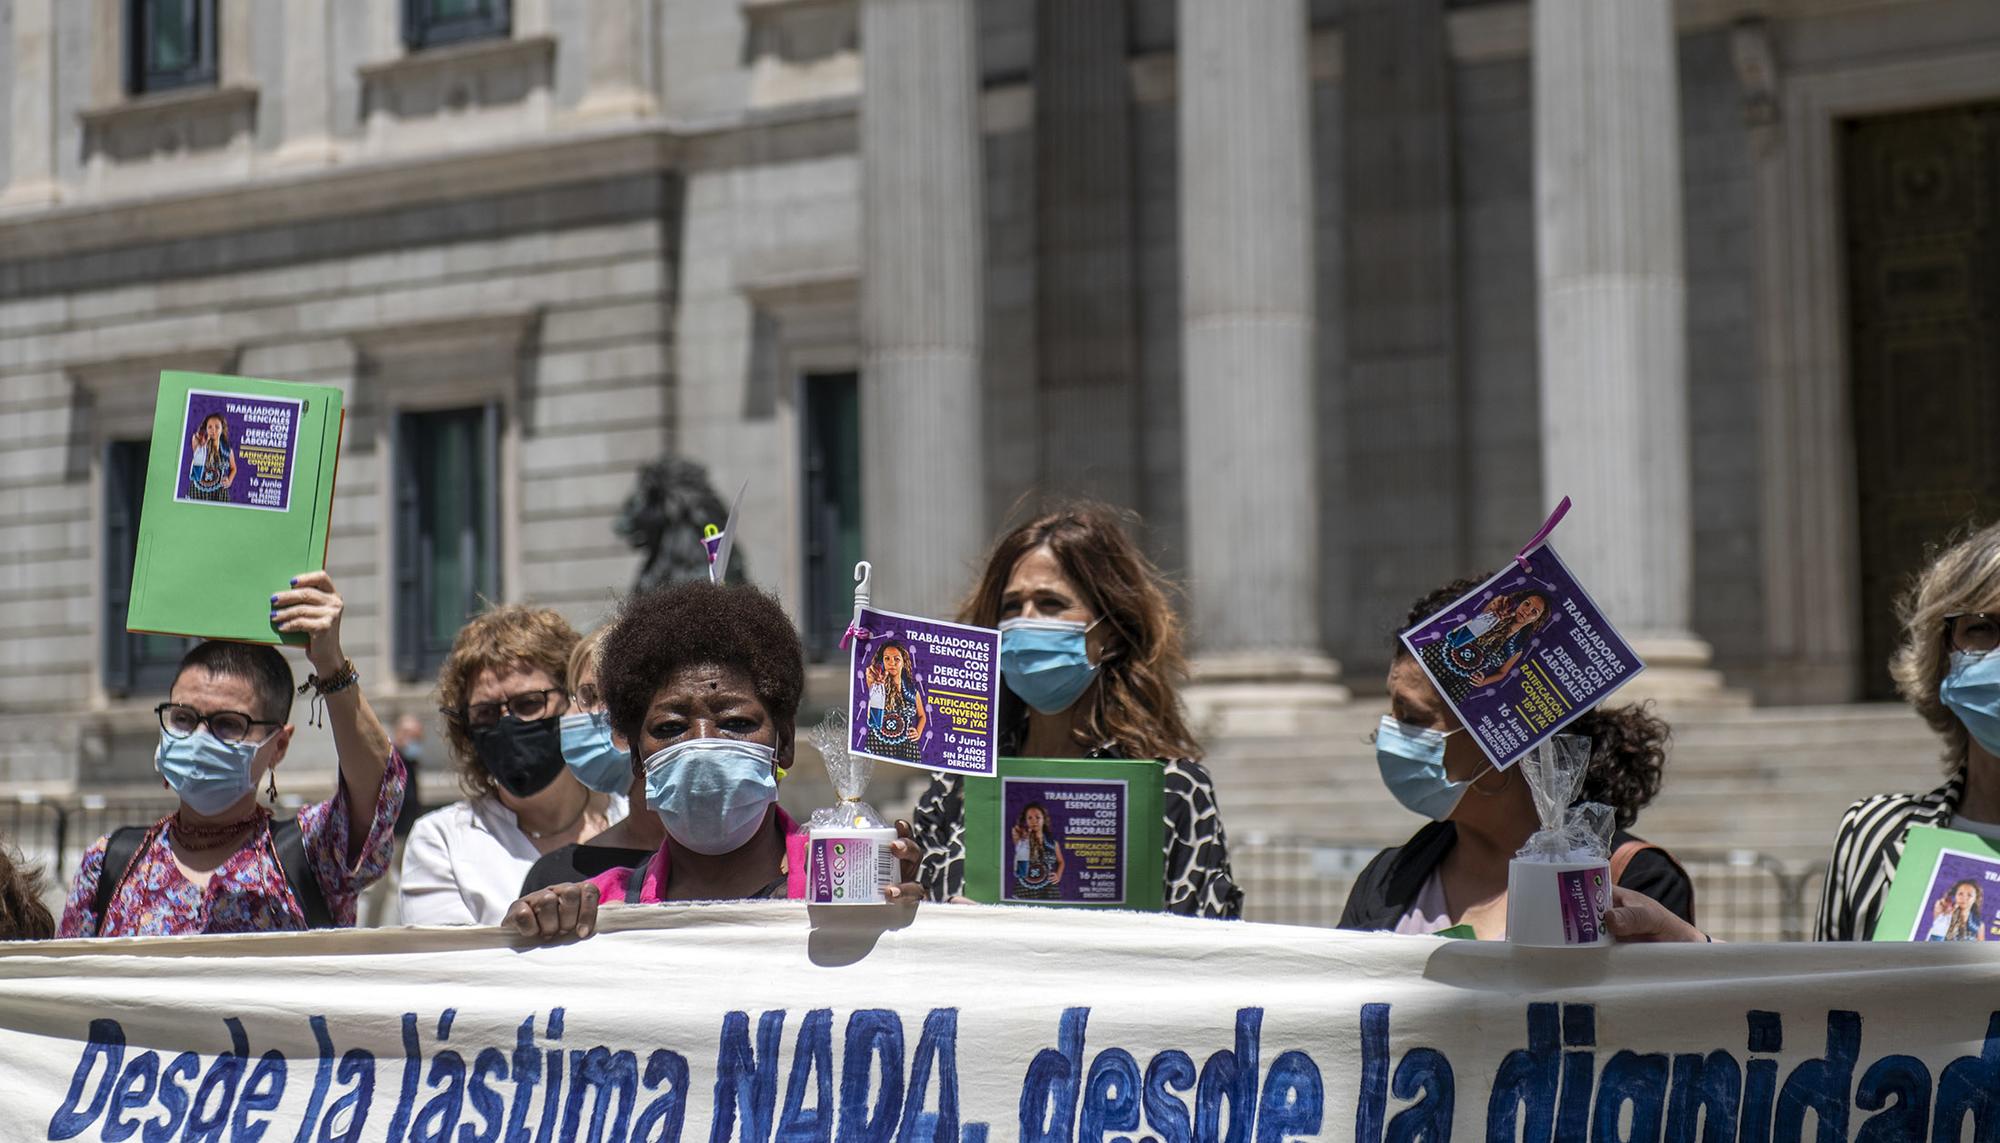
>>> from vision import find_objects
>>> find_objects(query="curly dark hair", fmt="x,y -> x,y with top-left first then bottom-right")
1564,702 -> 1671,830
0,846 -> 52,941
597,580 -> 805,753
1394,578 -> 1671,830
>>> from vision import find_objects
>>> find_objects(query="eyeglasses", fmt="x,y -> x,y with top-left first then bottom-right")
573,683 -> 602,712
1945,613 -> 2000,656
155,703 -> 283,745
443,687 -> 568,728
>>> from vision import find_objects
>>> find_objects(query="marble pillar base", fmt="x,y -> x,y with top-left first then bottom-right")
0,180 -> 59,212
1183,651 -> 1352,738
571,89 -> 659,121
1614,633 -> 1748,708
272,137 -> 341,167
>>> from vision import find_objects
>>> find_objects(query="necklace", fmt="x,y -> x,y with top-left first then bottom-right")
171,807 -> 265,848
521,794 -> 593,840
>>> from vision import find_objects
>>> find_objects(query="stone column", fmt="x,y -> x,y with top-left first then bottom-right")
275,0 -> 339,165
860,0 -> 986,619
1,0 -> 60,210
1534,0 -> 1726,700
575,0 -> 657,120
1178,0 -> 1345,726
1343,0 -> 1464,635
1035,0 -> 1138,506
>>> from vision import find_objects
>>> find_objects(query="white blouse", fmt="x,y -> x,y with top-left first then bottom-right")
399,793 -> 627,926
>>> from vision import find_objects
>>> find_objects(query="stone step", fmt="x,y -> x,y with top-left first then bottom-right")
1199,701 -> 1949,865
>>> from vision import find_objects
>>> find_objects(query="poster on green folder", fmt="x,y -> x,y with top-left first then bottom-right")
1871,825 -> 2000,942
962,757 -> 1164,910
124,372 -> 345,647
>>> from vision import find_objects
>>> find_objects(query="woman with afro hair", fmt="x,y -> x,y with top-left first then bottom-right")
505,580 -> 926,940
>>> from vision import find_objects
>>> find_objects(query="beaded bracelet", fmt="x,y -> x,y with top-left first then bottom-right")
298,659 -> 359,726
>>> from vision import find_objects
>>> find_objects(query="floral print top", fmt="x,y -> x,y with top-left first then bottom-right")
56,751 -> 407,938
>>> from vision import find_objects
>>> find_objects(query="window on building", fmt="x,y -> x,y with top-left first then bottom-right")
127,0 -> 218,96
394,406 -> 500,680
801,373 -> 862,663
403,0 -> 512,52
103,441 -> 192,696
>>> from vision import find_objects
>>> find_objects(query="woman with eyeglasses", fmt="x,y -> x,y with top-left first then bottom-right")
518,626 -> 664,894
1818,522 -> 2000,940
399,605 -> 628,926
57,571 -> 405,937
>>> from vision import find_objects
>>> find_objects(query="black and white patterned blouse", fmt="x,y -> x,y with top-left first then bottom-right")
1816,771 -> 1963,941
909,747 -> 1244,919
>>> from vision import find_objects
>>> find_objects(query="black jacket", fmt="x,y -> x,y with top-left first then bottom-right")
1337,821 -> 1696,932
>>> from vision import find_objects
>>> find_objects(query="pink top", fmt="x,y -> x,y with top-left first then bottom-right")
588,807 -> 809,904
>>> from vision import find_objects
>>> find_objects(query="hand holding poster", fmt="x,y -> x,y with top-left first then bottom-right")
1400,501 -> 1644,769
847,606 -> 1000,776
127,372 -> 345,646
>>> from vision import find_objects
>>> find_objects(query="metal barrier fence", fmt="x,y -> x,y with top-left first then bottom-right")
0,795 -> 180,906
1234,836 -> 1829,942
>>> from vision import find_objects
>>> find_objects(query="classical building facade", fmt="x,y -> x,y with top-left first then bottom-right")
1,0 -> 1996,808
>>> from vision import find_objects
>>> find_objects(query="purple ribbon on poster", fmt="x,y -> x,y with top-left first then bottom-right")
1514,495 -> 1572,572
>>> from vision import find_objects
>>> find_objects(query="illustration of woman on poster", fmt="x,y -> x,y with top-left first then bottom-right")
863,640 -> 928,763
1423,589 -> 1554,697
1926,879 -> 1986,941
185,413 -> 236,503
1011,802 -> 1064,900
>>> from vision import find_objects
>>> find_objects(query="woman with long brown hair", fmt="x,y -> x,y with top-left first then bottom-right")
909,503 -> 1242,917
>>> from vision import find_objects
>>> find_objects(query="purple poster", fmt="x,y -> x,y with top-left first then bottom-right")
1400,542 -> 1645,770
847,605 -> 1000,776
173,389 -> 303,513
1904,847 -> 2000,942
1001,776 -> 1127,905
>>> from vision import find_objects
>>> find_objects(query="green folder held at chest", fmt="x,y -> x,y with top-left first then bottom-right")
962,757 -> 1166,910
1870,825 -> 2000,942
125,372 -> 345,647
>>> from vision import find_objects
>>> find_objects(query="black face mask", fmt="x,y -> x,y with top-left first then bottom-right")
470,715 -> 567,799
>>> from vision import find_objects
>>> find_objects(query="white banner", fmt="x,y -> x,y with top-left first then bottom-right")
3,902 -> 1998,1142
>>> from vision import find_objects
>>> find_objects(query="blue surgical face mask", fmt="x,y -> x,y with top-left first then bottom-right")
1374,715 -> 1482,821
1942,651 -> 2000,758
155,728 -> 262,816
560,712 -> 631,795
643,738 -> 783,855
999,617 -> 1100,715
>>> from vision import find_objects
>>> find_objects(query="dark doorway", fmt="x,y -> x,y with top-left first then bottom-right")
802,372 -> 862,662
1843,101 -> 2000,698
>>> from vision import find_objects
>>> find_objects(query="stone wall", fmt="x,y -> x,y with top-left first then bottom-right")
0,176 -> 675,790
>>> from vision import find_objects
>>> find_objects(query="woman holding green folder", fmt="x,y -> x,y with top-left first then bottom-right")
908,504 -> 1243,918
58,572 -> 405,937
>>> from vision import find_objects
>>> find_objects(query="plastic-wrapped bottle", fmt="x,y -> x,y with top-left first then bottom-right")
1505,734 -> 1615,946
803,709 -> 898,905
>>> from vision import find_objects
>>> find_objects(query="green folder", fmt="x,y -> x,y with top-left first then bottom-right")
125,372 -> 345,647
962,757 -> 1165,910
1870,825 -> 2000,942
